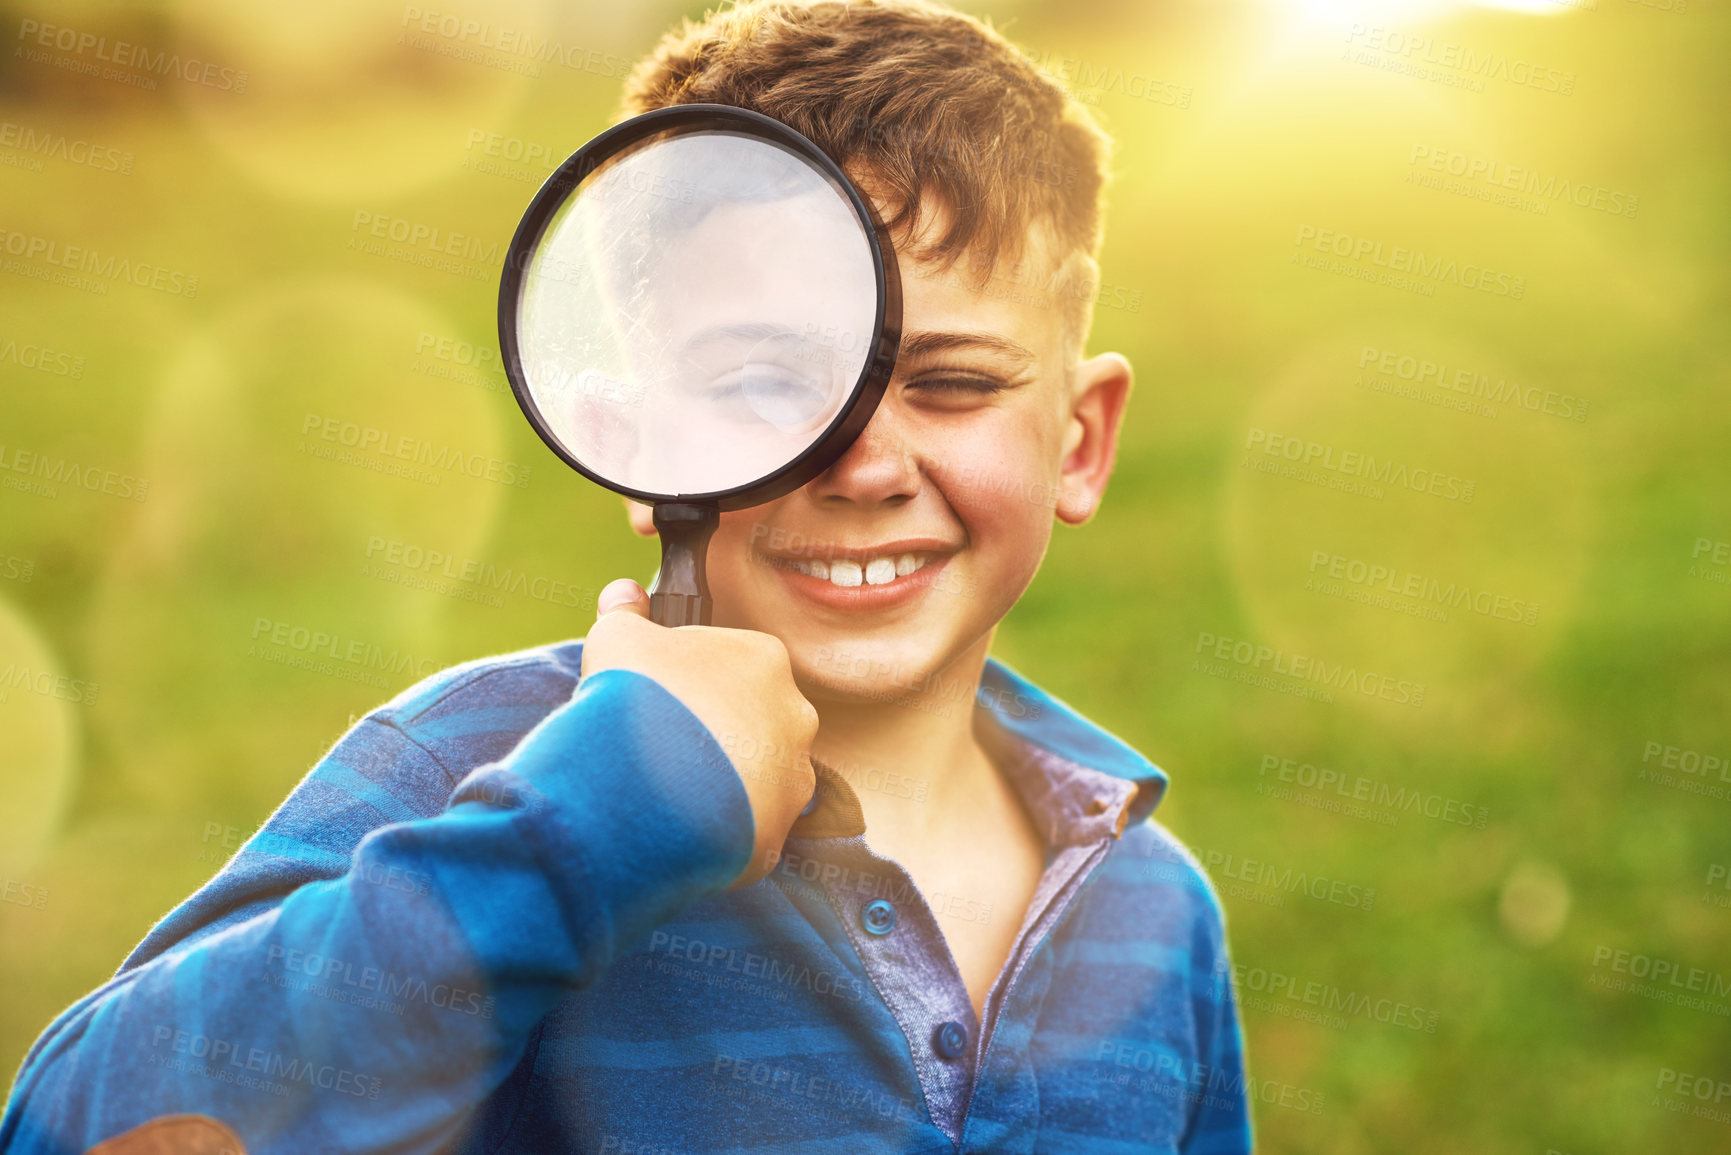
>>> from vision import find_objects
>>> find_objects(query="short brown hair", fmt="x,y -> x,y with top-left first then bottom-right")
620,0 -> 1111,317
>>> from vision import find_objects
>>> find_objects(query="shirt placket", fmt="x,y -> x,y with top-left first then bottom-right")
775,753 -> 1142,1151
783,833 -> 981,1143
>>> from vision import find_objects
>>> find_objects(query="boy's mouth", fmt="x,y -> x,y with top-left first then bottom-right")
751,538 -> 959,608
761,549 -> 931,587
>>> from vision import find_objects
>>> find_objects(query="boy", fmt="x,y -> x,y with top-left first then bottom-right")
0,1 -> 1251,1151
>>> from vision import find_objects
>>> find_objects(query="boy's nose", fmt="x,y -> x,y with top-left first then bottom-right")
805,404 -> 920,507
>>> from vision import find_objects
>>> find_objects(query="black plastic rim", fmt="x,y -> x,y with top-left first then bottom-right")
497,103 -> 903,512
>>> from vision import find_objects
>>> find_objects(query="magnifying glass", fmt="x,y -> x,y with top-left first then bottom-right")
498,104 -> 903,627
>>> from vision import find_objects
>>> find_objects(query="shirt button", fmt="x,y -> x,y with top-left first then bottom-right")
933,1020 -> 968,1061
861,899 -> 897,935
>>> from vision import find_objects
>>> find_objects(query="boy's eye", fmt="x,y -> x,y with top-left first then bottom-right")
689,364 -> 835,429
906,374 -> 1012,396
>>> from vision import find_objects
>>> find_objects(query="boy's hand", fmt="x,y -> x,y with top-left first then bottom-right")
580,578 -> 818,889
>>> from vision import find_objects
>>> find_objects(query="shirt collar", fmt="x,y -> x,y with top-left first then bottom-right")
791,656 -> 1169,847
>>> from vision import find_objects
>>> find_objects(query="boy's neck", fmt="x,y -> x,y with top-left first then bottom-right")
806,632 -> 1005,840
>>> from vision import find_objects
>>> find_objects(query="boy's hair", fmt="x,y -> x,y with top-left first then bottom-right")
620,0 -> 1112,349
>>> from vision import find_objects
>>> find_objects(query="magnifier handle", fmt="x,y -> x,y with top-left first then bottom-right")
649,502 -> 721,627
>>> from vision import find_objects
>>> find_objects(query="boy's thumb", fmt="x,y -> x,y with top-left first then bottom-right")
596,577 -> 651,619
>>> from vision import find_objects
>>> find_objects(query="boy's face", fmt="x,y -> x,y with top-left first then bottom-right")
623,211 -> 1132,709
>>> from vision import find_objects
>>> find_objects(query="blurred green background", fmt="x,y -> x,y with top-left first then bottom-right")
1,0 -> 1727,1150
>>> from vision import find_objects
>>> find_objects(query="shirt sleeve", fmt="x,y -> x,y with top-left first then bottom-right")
1178,903 -> 1254,1155
0,665 -> 754,1155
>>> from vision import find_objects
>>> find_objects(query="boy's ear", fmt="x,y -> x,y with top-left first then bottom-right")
1056,352 -> 1133,526
623,497 -> 657,536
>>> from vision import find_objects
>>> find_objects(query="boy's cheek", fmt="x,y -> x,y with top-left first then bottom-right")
704,517 -> 794,621
930,480 -> 1052,620
929,453 -> 1059,561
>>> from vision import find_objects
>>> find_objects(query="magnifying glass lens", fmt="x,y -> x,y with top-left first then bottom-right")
500,105 -> 901,625
514,128 -> 879,498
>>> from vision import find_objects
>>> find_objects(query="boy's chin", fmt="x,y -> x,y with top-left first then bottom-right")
783,631 -> 974,713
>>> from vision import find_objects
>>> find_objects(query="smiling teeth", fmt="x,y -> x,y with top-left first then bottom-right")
784,552 -> 928,587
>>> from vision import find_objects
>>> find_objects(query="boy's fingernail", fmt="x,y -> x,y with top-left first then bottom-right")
596,578 -> 646,616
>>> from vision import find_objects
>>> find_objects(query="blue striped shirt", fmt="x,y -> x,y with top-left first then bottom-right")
0,640 -> 1252,1153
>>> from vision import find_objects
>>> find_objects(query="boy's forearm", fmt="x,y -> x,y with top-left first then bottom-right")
0,669 -> 753,1155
